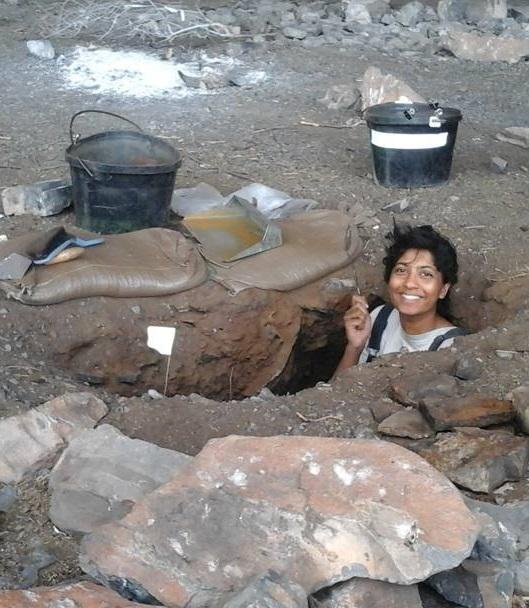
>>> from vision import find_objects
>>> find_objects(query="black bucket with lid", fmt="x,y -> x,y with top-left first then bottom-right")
66,110 -> 182,234
364,102 -> 462,188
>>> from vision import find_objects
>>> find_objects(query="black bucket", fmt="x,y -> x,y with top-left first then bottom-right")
364,102 -> 462,188
65,110 -> 182,234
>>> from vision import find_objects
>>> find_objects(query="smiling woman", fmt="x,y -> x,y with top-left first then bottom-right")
334,223 -> 467,375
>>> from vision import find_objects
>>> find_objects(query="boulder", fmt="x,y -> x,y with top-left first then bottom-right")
361,66 -> 425,110
427,559 -> 513,608
419,428 -> 529,493
440,29 -> 529,63
419,395 -> 514,431
0,581 -> 155,607
49,424 -> 192,534
465,0 -> 507,22
80,436 -> 479,607
395,1 -> 426,27
0,392 -> 107,484
311,577 -> 422,607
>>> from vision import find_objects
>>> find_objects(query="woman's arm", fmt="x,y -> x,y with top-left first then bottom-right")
332,295 -> 372,378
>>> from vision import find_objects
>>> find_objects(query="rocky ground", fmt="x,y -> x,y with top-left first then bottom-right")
1,0 -> 529,606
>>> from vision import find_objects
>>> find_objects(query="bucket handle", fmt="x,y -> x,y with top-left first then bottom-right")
69,110 -> 144,144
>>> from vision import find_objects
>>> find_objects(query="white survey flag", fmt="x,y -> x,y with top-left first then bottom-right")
147,326 -> 176,356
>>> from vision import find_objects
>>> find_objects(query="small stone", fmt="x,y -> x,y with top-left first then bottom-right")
378,409 -> 434,439
344,2 -> 372,24
147,389 -> 164,400
454,355 -> 484,381
369,399 -> 404,422
420,394 -> 514,431
282,26 -> 307,39
389,372 -> 459,407
26,39 -> 55,59
320,84 -> 361,111
496,350 -> 517,360
0,484 -> 16,512
395,1 -> 425,27
130,305 -> 142,315
1,180 -> 71,216
382,198 -> 410,212
491,156 -> 508,173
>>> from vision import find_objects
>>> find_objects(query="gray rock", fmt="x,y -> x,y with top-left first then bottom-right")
26,39 -> 55,59
319,84 -> 361,110
509,386 -> 529,434
369,399 -> 404,422
454,355 -> 484,381
344,2 -> 372,24
465,496 -> 529,561
361,65 -> 426,110
282,26 -> 308,39
80,436 -> 479,607
514,557 -> 529,594
1,180 -> 72,217
427,559 -> 513,608
440,28 -> 529,63
491,156 -> 508,173
18,546 -> 57,588
0,393 -> 108,484
395,1 -> 425,27
419,428 -> 529,493
390,372 -> 459,407
466,0 -> 507,22
49,424 -> 192,535
0,484 -> 16,512
311,577 -> 422,607
222,571 -> 307,608
378,409 -> 434,439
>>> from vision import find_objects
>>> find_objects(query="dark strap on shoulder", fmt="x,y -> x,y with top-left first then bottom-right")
428,327 -> 468,352
365,304 -> 393,362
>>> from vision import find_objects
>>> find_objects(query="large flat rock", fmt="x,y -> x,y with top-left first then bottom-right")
80,436 -> 479,607
0,392 -> 108,484
49,424 -> 192,534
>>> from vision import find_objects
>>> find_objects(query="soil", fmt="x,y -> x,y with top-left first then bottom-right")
1,0 -> 529,598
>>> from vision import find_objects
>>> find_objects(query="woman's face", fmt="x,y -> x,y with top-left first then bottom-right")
388,249 -> 450,318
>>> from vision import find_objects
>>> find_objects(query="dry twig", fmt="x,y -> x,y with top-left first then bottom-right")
296,412 -> 344,423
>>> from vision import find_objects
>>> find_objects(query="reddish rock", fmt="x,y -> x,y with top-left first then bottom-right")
419,428 -> 529,493
0,581 -> 153,607
80,436 -> 479,607
389,373 -> 459,408
420,395 -> 514,431
378,409 -> 434,439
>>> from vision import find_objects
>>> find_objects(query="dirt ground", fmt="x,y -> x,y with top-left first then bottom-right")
1,0 -> 529,596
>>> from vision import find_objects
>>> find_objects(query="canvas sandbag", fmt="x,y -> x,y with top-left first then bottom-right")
211,210 -> 363,293
0,227 -> 208,305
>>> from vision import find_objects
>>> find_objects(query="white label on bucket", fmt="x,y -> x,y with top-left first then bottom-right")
371,130 -> 448,150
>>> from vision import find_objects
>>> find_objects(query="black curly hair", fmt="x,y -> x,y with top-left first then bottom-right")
382,223 -> 458,320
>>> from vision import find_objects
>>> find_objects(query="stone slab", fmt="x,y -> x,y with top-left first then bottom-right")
420,395 -> 514,431
81,436 -> 479,607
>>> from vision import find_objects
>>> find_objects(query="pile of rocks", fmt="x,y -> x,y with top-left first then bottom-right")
205,0 -> 529,62
1,375 -> 529,607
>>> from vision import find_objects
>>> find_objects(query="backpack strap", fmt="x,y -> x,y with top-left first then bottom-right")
428,327 -> 468,352
365,304 -> 393,362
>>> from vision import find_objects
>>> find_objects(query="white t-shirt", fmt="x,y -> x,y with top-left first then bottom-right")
359,305 -> 456,363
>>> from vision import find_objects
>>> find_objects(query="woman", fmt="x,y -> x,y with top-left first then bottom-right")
334,223 -> 466,375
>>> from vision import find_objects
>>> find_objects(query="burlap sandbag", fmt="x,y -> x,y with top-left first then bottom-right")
0,227 -> 208,305
211,210 -> 363,293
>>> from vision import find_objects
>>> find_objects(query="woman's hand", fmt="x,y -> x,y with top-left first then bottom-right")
344,294 -> 371,350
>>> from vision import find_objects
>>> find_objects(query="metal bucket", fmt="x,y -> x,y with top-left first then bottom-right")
65,110 -> 182,234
